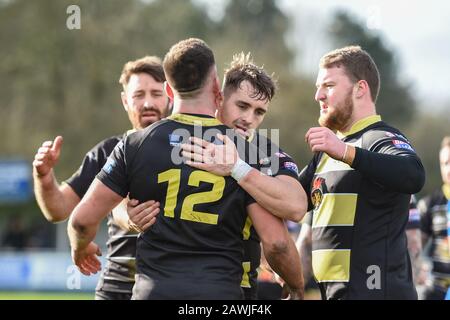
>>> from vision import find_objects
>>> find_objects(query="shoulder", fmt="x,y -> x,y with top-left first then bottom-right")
95,135 -> 122,151
126,119 -> 171,147
83,135 -> 122,161
360,122 -> 413,150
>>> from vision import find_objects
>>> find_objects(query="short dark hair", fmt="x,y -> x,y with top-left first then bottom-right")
119,56 -> 165,89
163,38 -> 215,98
223,52 -> 276,102
320,46 -> 380,103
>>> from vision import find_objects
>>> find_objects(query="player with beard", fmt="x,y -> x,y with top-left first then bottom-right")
298,46 -> 425,299
33,56 -> 168,299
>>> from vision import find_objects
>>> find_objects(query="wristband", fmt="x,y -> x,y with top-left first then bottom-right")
231,158 -> 252,182
341,144 -> 348,162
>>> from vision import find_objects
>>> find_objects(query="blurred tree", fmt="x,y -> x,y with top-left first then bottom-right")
0,0 -> 213,183
328,11 -> 417,130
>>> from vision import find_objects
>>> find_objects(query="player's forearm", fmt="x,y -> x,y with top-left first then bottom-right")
238,169 -> 307,222
67,203 -> 100,251
351,148 -> 425,194
263,236 -> 304,295
33,168 -> 72,223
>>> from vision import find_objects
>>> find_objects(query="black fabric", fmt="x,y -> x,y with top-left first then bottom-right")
97,114 -> 260,299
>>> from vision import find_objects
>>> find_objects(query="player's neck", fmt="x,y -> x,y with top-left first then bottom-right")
172,96 -> 217,117
339,103 -> 377,132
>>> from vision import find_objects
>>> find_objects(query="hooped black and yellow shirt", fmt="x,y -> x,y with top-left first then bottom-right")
299,115 -> 424,300
97,113 -> 259,299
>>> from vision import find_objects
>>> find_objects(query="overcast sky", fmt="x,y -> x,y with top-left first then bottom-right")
195,0 -> 450,111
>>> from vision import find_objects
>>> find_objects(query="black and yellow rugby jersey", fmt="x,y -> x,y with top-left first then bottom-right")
299,115 -> 425,300
97,113 -> 259,299
304,196 -> 420,230
65,135 -> 137,294
418,185 -> 450,279
241,131 -> 300,299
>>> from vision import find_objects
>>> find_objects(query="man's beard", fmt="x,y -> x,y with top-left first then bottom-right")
318,90 -> 353,131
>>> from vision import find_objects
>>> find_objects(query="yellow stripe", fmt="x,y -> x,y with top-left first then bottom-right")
240,262 -> 251,288
313,193 -> 357,227
312,249 -> 351,282
168,113 -> 222,127
337,115 -> 382,138
315,153 -> 355,175
442,184 -> 450,200
242,216 -> 253,240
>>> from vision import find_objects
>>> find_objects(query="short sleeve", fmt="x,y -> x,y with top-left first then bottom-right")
96,140 -> 129,198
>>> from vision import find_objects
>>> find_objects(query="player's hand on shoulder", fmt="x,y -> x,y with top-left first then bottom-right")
33,136 -> 63,177
181,134 -> 238,176
127,199 -> 160,233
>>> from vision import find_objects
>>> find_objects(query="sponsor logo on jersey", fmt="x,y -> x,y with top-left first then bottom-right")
283,161 -> 299,175
386,132 -> 409,142
408,208 -> 420,223
102,157 -> 116,174
169,134 -> 182,147
392,139 -> 414,151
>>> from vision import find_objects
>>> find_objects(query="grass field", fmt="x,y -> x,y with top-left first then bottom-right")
0,291 -> 94,300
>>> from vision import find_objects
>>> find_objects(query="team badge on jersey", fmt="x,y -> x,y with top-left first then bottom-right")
392,139 -> 414,151
311,177 -> 326,210
169,134 -> 182,147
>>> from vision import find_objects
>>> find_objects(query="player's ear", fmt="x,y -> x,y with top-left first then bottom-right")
164,81 -> 174,101
354,80 -> 369,99
121,91 -> 129,111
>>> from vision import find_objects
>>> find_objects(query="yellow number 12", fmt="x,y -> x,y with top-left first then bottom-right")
157,169 -> 225,225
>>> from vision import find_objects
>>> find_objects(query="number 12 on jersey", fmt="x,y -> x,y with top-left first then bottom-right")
157,169 -> 225,225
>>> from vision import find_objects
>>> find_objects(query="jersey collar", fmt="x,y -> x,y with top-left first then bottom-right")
126,129 -> 137,136
168,113 -> 222,127
337,115 -> 382,138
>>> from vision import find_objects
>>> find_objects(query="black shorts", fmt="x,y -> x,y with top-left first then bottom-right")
95,289 -> 132,300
